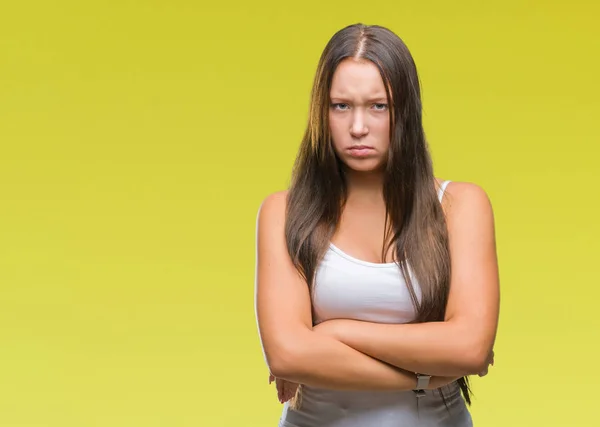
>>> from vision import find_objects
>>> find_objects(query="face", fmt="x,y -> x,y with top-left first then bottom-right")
328,58 -> 391,173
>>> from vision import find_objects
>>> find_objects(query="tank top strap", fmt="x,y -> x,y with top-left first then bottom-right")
437,180 -> 451,203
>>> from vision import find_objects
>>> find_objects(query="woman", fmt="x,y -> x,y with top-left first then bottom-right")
254,23 -> 500,427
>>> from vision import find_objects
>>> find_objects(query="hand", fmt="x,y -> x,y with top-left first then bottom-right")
269,373 -> 299,403
478,349 -> 494,377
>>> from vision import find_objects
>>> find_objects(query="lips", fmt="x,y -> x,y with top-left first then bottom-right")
347,145 -> 375,157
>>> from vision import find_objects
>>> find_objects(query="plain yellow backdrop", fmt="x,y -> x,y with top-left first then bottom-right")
1,1 -> 598,426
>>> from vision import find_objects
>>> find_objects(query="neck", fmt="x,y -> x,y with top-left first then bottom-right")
344,168 -> 385,204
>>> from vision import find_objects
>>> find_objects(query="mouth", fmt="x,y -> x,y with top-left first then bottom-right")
347,145 -> 375,157
348,145 -> 374,150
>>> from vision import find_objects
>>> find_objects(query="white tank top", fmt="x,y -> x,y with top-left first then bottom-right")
279,180 -> 473,427
312,179 -> 450,325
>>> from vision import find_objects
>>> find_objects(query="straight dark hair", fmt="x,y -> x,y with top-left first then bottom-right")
284,23 -> 472,408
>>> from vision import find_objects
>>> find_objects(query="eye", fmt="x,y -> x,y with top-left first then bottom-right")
331,103 -> 350,111
373,103 -> 388,111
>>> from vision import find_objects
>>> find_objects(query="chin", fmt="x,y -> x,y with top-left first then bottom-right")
343,158 -> 385,174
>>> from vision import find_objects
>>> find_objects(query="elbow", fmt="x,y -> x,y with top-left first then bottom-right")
263,327 -> 314,379
461,342 -> 491,375
450,321 -> 494,375
265,341 -> 302,379
268,355 -> 295,379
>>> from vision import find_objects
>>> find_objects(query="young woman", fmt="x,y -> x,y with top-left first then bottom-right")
254,23 -> 500,427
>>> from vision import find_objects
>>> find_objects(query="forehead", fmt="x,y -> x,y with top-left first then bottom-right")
330,58 -> 387,99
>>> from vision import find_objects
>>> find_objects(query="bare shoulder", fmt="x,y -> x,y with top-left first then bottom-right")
256,190 -> 289,228
436,179 -> 493,215
255,190 -> 291,258
445,181 -> 491,206
441,181 -> 496,239
446,181 -> 491,209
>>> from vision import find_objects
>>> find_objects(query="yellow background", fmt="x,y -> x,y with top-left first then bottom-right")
1,1 -> 598,426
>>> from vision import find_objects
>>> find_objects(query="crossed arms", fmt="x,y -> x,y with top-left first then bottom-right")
254,183 -> 500,391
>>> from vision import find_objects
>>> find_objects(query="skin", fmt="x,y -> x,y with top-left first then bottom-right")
255,57 -> 499,404
328,58 -> 396,263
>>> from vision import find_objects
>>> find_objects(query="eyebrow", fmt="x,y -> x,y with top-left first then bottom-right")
329,95 -> 389,102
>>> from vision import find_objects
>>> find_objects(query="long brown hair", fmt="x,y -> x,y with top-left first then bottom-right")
284,23 -> 471,408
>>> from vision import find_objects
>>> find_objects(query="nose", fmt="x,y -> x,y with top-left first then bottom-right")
350,110 -> 369,138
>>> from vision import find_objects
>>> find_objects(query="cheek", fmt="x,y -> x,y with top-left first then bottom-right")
373,116 -> 390,132
328,118 -> 346,148
374,118 -> 391,143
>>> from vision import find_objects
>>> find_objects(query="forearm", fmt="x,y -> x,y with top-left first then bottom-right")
272,328 -> 432,391
324,319 -> 491,377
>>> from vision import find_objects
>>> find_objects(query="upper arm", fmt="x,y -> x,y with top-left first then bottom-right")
254,191 -> 313,375
442,182 -> 500,360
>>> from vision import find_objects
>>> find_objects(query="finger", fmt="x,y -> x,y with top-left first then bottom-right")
280,380 -> 287,402
269,373 -> 274,384
286,382 -> 298,401
282,382 -> 291,402
282,381 -> 291,402
283,381 -> 291,401
277,379 -> 285,402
